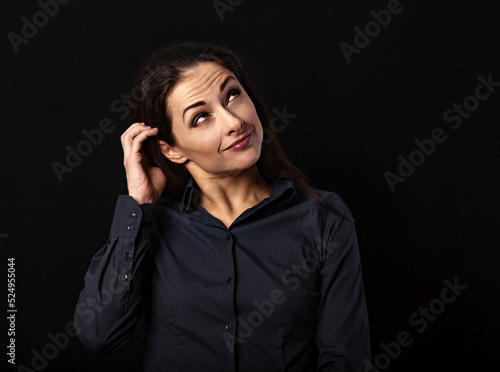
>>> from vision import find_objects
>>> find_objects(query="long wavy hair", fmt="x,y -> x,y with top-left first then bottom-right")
128,42 -> 351,220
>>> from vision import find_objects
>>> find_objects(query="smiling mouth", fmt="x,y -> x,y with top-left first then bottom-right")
225,133 -> 252,151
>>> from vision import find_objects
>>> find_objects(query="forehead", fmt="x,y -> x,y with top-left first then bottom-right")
167,62 -> 236,112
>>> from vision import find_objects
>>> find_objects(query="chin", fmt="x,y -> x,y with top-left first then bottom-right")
220,155 -> 261,175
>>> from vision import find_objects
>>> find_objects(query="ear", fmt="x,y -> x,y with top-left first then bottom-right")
158,140 -> 188,164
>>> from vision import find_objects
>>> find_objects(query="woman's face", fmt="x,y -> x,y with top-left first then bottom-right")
160,62 -> 263,179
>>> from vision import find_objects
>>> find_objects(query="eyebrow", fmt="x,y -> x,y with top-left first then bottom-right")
182,76 -> 237,120
220,75 -> 236,92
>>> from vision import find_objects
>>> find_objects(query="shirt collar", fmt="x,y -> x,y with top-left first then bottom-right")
181,176 -> 296,215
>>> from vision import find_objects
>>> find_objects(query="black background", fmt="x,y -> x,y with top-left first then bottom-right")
2,0 -> 499,371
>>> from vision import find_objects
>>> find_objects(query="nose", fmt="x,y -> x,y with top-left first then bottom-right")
219,106 -> 243,134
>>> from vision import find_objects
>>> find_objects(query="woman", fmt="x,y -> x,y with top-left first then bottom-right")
74,42 -> 371,371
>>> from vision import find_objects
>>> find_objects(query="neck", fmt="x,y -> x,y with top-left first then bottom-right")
192,165 -> 272,219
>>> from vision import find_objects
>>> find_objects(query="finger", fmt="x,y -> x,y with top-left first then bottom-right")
121,123 -> 151,145
129,127 -> 159,155
121,122 -> 146,137
122,125 -> 156,155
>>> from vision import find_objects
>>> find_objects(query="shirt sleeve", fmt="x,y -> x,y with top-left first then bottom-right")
73,195 -> 155,353
315,199 -> 371,371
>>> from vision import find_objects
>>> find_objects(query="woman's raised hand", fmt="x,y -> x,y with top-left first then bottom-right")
121,123 -> 167,205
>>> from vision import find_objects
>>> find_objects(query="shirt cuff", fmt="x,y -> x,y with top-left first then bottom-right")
109,195 -> 155,238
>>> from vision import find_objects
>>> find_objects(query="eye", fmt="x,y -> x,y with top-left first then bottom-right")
192,112 -> 209,127
225,88 -> 241,105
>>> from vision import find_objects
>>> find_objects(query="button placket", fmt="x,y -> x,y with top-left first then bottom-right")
223,229 -> 236,344
225,233 -> 234,285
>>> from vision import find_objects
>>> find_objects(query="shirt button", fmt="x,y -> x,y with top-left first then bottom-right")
129,213 -> 137,220
124,252 -> 132,260
225,324 -> 232,330
127,225 -> 134,231
121,274 -> 129,281
226,277 -> 232,284
226,234 -> 231,240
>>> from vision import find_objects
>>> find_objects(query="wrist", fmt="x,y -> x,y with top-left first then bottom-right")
129,194 -> 156,205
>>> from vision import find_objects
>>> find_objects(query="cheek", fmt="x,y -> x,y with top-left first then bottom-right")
242,102 -> 262,129
184,131 -> 221,157
252,113 -> 264,138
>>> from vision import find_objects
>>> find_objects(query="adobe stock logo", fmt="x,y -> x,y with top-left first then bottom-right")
51,65 -> 165,183
339,0 -> 406,64
7,0 -> 72,54
222,237 -> 341,352
384,73 -> 499,192
213,0 -> 243,21
16,270 -> 129,371
262,106 -> 297,146
15,322 -> 79,372
51,119 -> 115,182
364,277 -> 468,371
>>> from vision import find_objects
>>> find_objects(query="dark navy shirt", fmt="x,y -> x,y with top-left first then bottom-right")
74,177 -> 370,371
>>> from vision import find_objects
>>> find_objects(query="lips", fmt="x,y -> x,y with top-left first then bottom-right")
225,132 -> 251,151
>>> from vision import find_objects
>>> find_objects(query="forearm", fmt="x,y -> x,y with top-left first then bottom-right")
74,196 -> 155,353
316,206 -> 371,371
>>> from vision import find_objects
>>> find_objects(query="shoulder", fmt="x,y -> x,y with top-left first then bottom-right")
291,183 -> 354,222
315,187 -> 354,220
287,184 -> 358,260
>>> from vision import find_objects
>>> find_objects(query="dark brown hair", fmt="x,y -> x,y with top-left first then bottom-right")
128,42 -> 351,220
